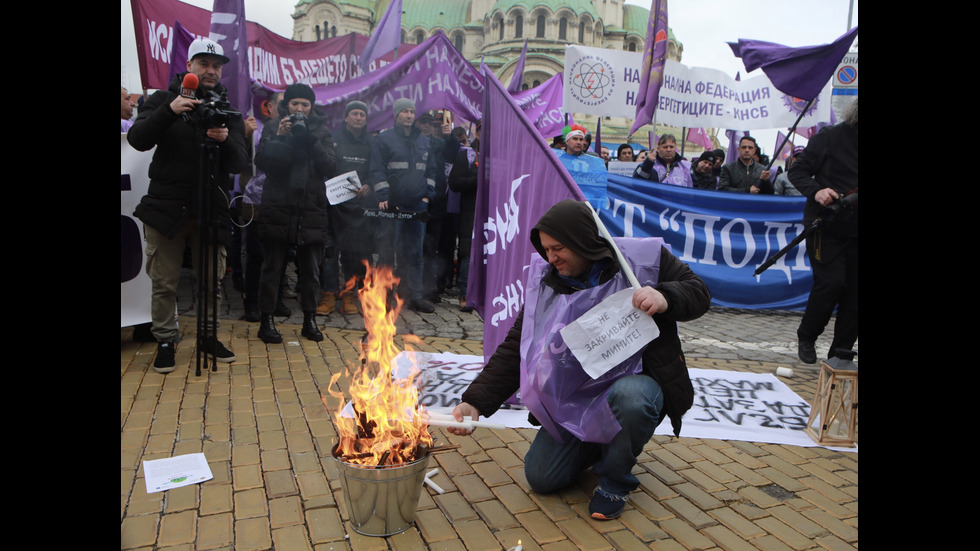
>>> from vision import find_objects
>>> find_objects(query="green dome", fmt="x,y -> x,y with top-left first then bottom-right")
491,0 -> 599,18
399,0 -> 471,31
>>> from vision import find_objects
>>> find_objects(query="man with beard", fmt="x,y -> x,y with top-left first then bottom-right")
450,200 -> 710,521
128,38 -> 248,373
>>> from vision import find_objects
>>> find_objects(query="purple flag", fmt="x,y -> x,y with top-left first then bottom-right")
593,117 -> 602,154
509,73 -> 570,139
774,131 -> 793,161
357,0 -> 403,72
167,20 -> 195,84
507,38 -> 529,94
470,69 -> 585,361
725,129 -> 748,164
729,26 -> 858,101
687,128 -> 713,150
628,0 -> 669,138
209,0 -> 252,114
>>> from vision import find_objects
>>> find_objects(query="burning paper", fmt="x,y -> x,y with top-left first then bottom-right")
324,264 -> 435,466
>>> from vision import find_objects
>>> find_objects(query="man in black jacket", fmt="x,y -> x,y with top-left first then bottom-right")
450,200 -> 710,520
789,99 -> 858,363
128,38 -> 249,373
718,136 -> 773,194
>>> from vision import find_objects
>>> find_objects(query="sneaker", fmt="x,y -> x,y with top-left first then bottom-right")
204,337 -> 236,363
341,292 -> 359,315
798,339 -> 817,364
589,487 -> 628,520
153,342 -> 176,373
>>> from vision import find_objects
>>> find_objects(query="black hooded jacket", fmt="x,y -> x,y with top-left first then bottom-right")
461,200 -> 711,437
254,107 -> 337,247
128,72 -> 249,244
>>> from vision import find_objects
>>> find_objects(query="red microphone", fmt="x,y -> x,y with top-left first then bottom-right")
180,73 -> 199,99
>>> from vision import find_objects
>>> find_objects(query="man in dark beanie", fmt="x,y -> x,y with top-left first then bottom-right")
450,199 -> 710,521
367,97 -> 441,313
253,83 -> 337,343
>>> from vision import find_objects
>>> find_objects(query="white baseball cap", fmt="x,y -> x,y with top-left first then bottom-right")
187,38 -> 230,64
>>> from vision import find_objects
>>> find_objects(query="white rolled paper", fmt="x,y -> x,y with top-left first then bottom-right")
776,367 -> 793,377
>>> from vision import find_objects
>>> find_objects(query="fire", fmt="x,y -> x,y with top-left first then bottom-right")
325,263 -> 434,466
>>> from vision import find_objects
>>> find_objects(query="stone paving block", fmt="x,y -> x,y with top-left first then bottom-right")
701,524 -> 758,551
234,487 -> 269,519
674,481 -> 724,510
434,491 -> 479,522
708,506 -> 767,540
801,507 -> 858,543
387,527 -> 429,551
658,517 -> 715,550
471,459 -> 512,487
663,495 -> 718,530
454,519 -> 500,551
306,507 -> 345,544
618,509 -> 668,542
296,472 -> 333,502
264,469 -> 299,498
485,446 -> 524,469
493,483 -> 538,515
515,510 -> 566,544
232,463 -> 263,491
557,517 -> 614,550
158,509 -> 197,546
271,524 -> 313,551
473,499 -> 519,530
200,483 -> 233,515
196,511 -> 233,550
415,507 -> 457,542
120,513 -> 159,549
796,488 -> 853,518
754,515 -> 813,550
270,495 -> 305,528
164,483 -> 198,512
433,451 -> 473,477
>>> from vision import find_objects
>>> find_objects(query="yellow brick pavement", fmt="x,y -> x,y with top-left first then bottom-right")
121,318 -> 857,550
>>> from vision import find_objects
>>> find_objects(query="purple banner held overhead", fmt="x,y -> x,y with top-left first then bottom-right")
309,33 -> 484,133
469,69 -> 585,362
209,0 -> 252,115
509,73 -> 570,140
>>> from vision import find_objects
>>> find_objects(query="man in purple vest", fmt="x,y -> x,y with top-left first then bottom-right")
450,199 -> 710,520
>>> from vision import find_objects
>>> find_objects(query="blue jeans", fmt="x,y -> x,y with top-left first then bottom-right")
523,374 -> 664,498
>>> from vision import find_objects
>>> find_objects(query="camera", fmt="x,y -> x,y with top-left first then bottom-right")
188,89 -> 240,129
288,111 -> 308,129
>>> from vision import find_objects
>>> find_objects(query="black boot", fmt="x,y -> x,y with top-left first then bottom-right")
301,312 -> 323,342
258,313 -> 282,344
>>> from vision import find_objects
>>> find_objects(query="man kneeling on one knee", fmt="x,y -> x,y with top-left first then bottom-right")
450,199 -> 710,520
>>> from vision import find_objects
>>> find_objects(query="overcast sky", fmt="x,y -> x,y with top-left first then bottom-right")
122,0 -> 857,151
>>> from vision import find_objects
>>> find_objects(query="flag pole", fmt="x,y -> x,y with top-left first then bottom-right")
767,99 -> 812,172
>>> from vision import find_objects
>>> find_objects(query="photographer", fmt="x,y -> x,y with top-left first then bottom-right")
253,83 -> 337,344
128,38 -> 248,374
789,99 -> 858,364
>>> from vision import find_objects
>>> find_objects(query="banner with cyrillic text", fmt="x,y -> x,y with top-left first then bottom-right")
121,135 -> 153,327
562,45 -> 832,129
600,174 -> 811,310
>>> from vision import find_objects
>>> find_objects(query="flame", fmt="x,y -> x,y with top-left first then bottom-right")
325,263 -> 434,466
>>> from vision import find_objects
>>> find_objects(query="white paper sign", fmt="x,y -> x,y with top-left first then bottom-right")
325,171 -> 362,205
142,453 -> 213,493
559,288 -> 660,379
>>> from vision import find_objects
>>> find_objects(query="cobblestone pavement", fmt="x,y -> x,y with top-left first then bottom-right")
121,266 -> 858,550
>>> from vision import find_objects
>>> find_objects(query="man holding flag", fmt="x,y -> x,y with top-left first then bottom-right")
451,199 -> 710,520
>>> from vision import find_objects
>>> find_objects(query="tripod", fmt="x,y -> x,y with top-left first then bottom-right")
196,134 -> 223,376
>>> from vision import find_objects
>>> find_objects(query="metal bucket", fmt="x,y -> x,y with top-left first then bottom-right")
331,444 -> 431,536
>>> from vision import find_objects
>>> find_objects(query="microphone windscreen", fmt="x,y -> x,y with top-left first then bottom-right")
182,73 -> 199,90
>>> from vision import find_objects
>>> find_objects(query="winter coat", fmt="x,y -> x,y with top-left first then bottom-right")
368,125 -> 439,209
254,109 -> 337,247
461,200 -> 711,437
634,155 -> 694,188
788,122 -> 858,237
128,72 -> 249,244
718,159 -> 774,194
332,126 -> 375,250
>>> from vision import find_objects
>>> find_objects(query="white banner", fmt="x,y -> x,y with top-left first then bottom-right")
121,135 -> 153,328
401,352 -> 855,451
563,46 -> 833,130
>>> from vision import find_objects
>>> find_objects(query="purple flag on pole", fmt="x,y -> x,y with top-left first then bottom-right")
357,0 -> 403,72
774,132 -> 793,161
725,129 -> 748,164
593,117 -> 602,154
469,69 -> 585,361
209,0 -> 252,115
167,20 -> 196,85
628,0 -> 669,138
728,26 -> 858,101
687,128 -> 713,150
507,38 -> 529,94
509,73 -> 570,139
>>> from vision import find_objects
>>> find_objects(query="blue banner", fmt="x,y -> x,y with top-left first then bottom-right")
599,174 -> 810,310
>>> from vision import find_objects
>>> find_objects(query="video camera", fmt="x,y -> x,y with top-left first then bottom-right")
188,89 -> 240,130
